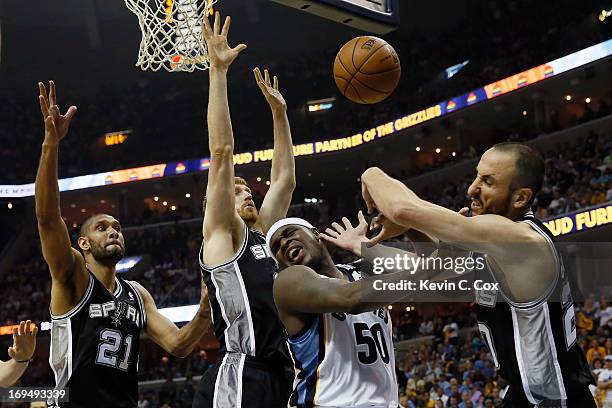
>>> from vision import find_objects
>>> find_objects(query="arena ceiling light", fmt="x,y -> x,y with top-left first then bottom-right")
599,9 -> 612,22
185,193 -> 191,198
585,97 -> 591,103
7,202 -> 12,209
565,95 -> 572,101
415,147 -> 421,152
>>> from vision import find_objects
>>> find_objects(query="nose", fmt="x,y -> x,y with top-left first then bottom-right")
467,178 -> 479,198
109,228 -> 119,239
279,236 -> 292,256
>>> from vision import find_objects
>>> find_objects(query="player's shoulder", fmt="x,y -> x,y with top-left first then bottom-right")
479,213 -> 547,243
274,265 -> 322,292
123,280 -> 151,302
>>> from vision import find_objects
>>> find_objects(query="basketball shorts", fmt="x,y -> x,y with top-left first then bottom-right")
192,352 -> 292,408
501,383 -> 597,408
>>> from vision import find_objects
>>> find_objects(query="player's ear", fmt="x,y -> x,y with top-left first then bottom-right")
77,236 -> 90,252
512,187 -> 533,210
312,228 -> 320,240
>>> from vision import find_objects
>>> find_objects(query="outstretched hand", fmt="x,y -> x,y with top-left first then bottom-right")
203,11 -> 247,70
253,67 -> 286,112
320,211 -> 369,256
38,81 -> 77,144
8,320 -> 38,362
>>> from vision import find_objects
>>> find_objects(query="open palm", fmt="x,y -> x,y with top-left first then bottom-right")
38,81 -> 77,143
203,12 -> 246,70
254,67 -> 286,111
321,211 -> 369,256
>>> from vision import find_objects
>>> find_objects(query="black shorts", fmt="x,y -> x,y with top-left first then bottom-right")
501,384 -> 596,408
192,353 -> 292,408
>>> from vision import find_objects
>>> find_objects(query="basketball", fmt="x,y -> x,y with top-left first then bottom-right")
334,36 -> 401,104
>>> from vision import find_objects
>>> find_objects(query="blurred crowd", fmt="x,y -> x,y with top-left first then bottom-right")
0,0 -> 606,184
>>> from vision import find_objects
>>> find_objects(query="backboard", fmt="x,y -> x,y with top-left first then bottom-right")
270,0 -> 399,34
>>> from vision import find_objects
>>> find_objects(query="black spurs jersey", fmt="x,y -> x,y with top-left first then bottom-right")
199,222 -> 291,364
474,212 -> 593,406
49,272 -> 146,408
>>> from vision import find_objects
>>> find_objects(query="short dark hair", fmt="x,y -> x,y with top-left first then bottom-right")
492,142 -> 544,207
79,214 -> 105,237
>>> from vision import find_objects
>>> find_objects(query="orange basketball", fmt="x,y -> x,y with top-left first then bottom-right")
334,36 -> 401,104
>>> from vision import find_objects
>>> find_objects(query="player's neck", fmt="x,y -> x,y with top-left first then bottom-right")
87,261 -> 117,293
319,257 -> 344,280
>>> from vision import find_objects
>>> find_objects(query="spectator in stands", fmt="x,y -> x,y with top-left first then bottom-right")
188,350 -> 210,377
587,339 -> 607,364
137,392 -> 150,408
419,318 -> 434,336
443,317 -> 460,345
597,356 -> 612,407
398,393 -> 409,408
598,299 -> 612,328
158,356 -> 175,380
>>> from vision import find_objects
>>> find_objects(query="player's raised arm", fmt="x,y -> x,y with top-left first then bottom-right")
254,68 -> 296,232
201,12 -> 246,265
130,279 -> 212,358
0,321 -> 38,387
34,82 -> 88,297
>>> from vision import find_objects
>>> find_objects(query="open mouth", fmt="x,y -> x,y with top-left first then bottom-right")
286,244 -> 305,264
470,200 -> 482,209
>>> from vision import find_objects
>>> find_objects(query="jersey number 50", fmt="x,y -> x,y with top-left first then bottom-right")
353,323 -> 390,364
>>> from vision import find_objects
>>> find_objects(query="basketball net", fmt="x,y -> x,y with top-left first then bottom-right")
124,0 -> 218,72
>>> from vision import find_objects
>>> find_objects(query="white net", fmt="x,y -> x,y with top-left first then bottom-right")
124,0 -> 218,72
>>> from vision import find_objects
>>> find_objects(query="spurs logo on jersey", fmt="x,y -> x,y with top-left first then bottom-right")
48,273 -> 146,408
250,243 -> 273,260
88,300 -> 142,327
474,212 -> 593,406
287,262 -> 397,408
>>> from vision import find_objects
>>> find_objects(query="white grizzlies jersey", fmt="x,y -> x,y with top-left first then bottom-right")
286,262 -> 397,408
